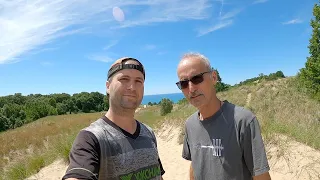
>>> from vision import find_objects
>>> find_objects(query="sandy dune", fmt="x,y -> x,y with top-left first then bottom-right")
26,125 -> 320,180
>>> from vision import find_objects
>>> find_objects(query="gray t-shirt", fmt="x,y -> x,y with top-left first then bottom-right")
63,116 -> 164,180
182,100 -> 270,180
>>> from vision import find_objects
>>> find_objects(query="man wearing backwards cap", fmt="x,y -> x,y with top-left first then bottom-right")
63,57 -> 165,180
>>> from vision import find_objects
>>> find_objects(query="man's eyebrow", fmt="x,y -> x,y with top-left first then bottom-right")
119,75 -> 144,80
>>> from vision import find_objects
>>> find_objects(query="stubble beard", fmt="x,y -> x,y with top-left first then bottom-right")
120,97 -> 140,110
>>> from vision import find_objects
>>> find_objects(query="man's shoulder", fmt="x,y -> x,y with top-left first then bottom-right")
226,101 -> 256,126
139,121 -> 154,131
138,121 -> 156,136
82,118 -> 108,140
184,111 -> 199,125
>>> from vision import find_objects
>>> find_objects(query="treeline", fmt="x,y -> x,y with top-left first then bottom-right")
234,71 -> 285,87
0,92 -> 109,132
0,70 -> 286,133
213,69 -> 285,91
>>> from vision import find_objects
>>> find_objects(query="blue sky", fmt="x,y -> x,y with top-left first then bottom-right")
0,0 -> 316,96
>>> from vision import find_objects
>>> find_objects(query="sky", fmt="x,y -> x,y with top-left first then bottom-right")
0,0 -> 317,96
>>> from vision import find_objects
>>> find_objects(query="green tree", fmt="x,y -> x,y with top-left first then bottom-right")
160,98 -> 173,116
298,2 -> 320,100
213,68 -> 231,92
275,71 -> 285,78
49,98 -> 57,108
56,103 -> 68,115
177,98 -> 188,105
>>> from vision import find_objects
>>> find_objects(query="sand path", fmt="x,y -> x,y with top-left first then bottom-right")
26,125 -> 320,180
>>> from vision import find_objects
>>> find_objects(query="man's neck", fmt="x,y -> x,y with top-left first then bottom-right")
198,97 -> 222,120
105,107 -> 137,134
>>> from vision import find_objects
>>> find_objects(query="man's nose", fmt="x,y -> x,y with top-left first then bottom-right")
127,81 -> 136,90
188,81 -> 196,92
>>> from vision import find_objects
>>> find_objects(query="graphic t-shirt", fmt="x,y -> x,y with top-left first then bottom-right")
182,100 -> 269,180
63,116 -> 165,180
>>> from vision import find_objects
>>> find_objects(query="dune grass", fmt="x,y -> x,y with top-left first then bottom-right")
1,76 -> 320,179
218,77 -> 320,149
0,112 -> 103,179
0,109 -> 166,179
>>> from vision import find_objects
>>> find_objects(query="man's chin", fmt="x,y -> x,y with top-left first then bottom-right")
190,99 -> 206,109
121,101 -> 140,110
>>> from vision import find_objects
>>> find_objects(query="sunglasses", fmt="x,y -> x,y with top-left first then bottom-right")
176,71 -> 211,90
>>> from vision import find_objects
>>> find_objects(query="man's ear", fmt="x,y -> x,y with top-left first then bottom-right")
106,80 -> 110,94
211,70 -> 218,85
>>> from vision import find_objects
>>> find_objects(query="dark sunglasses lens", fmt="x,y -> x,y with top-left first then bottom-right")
179,81 -> 189,89
190,75 -> 204,85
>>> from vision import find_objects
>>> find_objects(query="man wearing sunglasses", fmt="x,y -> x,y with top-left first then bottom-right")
177,53 -> 271,180
63,57 -> 165,180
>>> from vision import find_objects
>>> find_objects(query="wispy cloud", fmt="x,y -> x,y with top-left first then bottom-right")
103,40 -> 118,51
219,8 -> 243,20
88,55 -> 114,63
113,0 -> 212,29
252,0 -> 268,4
0,0 -> 212,64
197,6 -> 243,37
144,44 -> 157,50
282,18 -> 303,25
219,0 -> 224,17
197,20 -> 233,37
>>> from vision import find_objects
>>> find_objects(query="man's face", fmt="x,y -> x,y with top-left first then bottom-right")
107,61 -> 144,110
177,58 -> 217,109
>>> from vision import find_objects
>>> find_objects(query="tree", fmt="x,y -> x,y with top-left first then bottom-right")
213,68 -> 231,92
160,98 -> 173,116
275,71 -> 285,78
298,2 -> 320,100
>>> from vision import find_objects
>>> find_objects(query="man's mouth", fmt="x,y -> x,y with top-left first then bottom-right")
124,94 -> 136,97
190,94 -> 202,99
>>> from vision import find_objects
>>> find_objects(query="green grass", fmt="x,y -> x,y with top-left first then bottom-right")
0,109 -> 167,179
0,112 -> 102,179
1,76 -> 320,179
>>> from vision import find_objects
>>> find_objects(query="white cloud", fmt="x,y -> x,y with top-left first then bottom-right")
282,18 -> 303,25
0,0 -> 212,64
113,0 -> 211,28
253,0 -> 268,4
103,40 -> 118,51
219,8 -> 243,20
88,55 -> 114,63
196,1 -> 244,37
197,20 -> 233,37
219,0 -> 224,17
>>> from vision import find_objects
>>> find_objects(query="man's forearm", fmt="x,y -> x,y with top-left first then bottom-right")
253,172 -> 271,180
190,164 -> 194,180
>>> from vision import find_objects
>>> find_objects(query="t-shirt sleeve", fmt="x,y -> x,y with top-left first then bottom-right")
158,158 -> 165,175
62,130 -> 100,180
242,117 -> 270,176
182,125 -> 191,161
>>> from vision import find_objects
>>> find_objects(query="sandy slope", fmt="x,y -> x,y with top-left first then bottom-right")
26,125 -> 320,180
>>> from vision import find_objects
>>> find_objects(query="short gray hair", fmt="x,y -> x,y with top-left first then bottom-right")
181,52 -> 212,71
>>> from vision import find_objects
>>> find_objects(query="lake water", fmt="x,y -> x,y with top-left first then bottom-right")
141,92 -> 185,105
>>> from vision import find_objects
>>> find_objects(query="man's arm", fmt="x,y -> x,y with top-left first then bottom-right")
62,130 -> 100,180
189,164 -> 194,180
242,117 -> 271,178
253,172 -> 271,180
